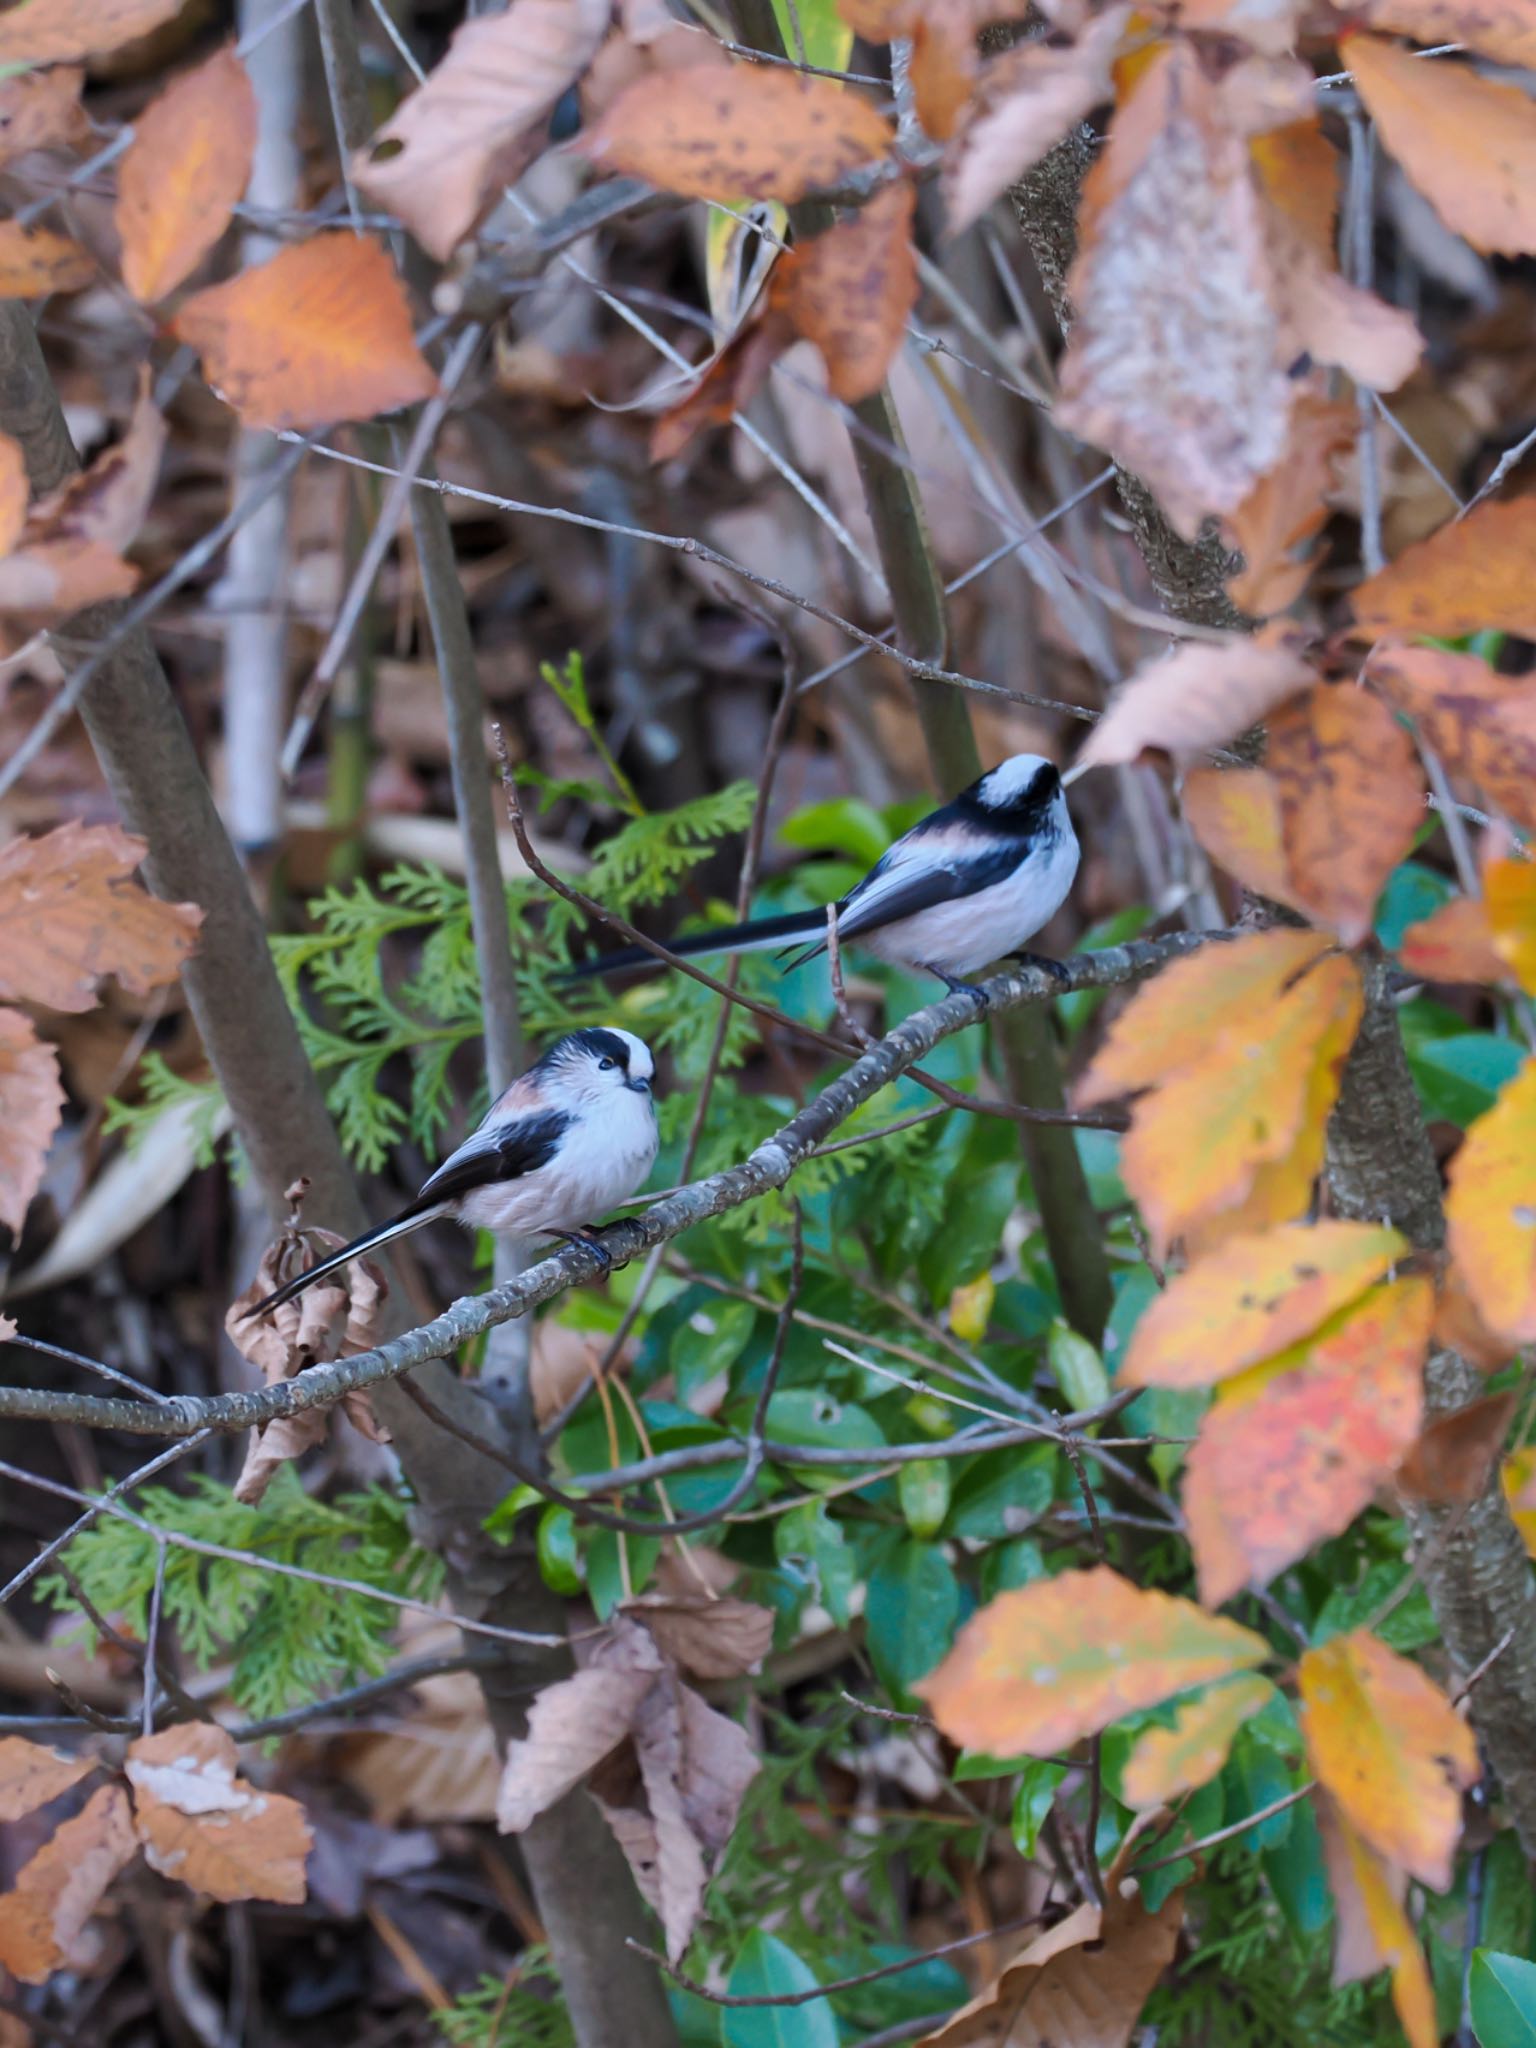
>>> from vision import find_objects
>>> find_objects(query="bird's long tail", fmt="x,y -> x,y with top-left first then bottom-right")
241,1202 -> 443,1320
561,907 -> 828,981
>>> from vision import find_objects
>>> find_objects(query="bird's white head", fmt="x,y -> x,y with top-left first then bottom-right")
971,753 -> 1063,818
538,1027 -> 656,1106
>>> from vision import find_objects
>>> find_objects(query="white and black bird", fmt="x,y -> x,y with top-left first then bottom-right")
571,754 -> 1080,999
245,1028 -> 658,1317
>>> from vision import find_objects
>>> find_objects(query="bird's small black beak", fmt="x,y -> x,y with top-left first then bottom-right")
626,1076 -> 652,1094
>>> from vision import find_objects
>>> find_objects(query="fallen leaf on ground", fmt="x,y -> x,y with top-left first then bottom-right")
1318,1793 -> 1437,2048
0,0 -> 188,64
915,1565 -> 1269,1756
914,1879 -> 1184,2048
1184,1277 -> 1431,1604
1299,1630 -> 1478,1890
125,1725 -> 312,1904
0,68 -> 90,168
1399,895 -> 1507,985
1180,766 -> 1303,911
773,180 -> 916,403
1265,684 -> 1424,946
1397,1391 -> 1516,1503
1346,32 -> 1536,257
1122,1674 -> 1275,1808
621,1594 -> 773,1679
0,1783 -> 137,1984
353,0 -> 612,261
1351,500 -> 1536,641
581,65 -> 893,202
0,1738 -> 93,1821
1122,1220 -> 1407,1390
0,1010 -> 64,1238
1445,1054 -> 1536,1342
117,45 -> 256,302
0,822 -> 202,1013
1223,393 -> 1355,615
1073,632 -> 1314,772
173,233 -> 438,432
0,222 -> 95,298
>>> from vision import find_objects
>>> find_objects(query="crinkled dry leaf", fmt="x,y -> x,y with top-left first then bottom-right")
1180,766 -> 1303,911
1265,684 -> 1424,946
915,1565 -> 1269,1757
1397,1390 -> 1516,1504
335,1662 -> 501,1825
1184,1278 -> 1431,1605
1347,32 -> 1536,257
1121,1674 -> 1275,1809
582,66 -> 894,202
0,0 -> 188,65
0,222 -> 94,298
0,68 -> 90,169
1122,1220 -> 1407,1391
914,1876 -> 1184,2048
117,45 -> 256,302
1371,646 -> 1536,831
0,1738 -> 93,1822
1223,393 -> 1355,616
622,1593 -> 773,1679
0,822 -> 201,1013
1352,501 -> 1536,642
173,233 -> 438,432
1073,633 -> 1313,772
352,0 -> 612,261
772,180 -> 916,403
497,1626 -> 663,1833
0,1783 -> 137,1985
1445,1054 -> 1536,1343
125,1725 -> 312,1904
1317,1794 -> 1437,2048
1399,894 -> 1508,985
650,306 -> 795,462
0,1008 -> 65,1239
1299,1630 -> 1478,1891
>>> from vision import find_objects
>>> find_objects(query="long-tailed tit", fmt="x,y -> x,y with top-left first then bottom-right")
245,1028 -> 658,1318
571,755 -> 1079,998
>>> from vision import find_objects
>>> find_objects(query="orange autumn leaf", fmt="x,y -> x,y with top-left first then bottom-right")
0,0 -> 187,65
1371,645 -> 1536,832
582,66 -> 893,203
1317,1795 -> 1438,2048
1299,1630 -> 1478,1890
1346,32 -> 1536,258
1121,1219 -> 1407,1391
0,1010 -> 64,1238
1399,894 -> 1507,985
1184,1277 -> 1431,1604
1396,1390 -> 1516,1504
0,1738 -> 93,1822
0,68 -> 90,169
173,233 -> 437,433
1249,116 -> 1338,266
909,0 -> 979,142
1222,392 -> 1354,616
772,180 -> 916,403
914,1565 -> 1269,1757
1485,856 -> 1536,994
0,431 -> 27,558
1445,1055 -> 1536,1342
0,822 -> 202,1013
1181,766 -> 1304,912
1121,1673 -> 1275,1808
1435,1256 -> 1518,1372
0,221 -> 94,297
1073,632 -> 1313,773
125,1725 -> 312,1904
1121,953 -> 1363,1255
650,305 -> 795,462
1265,685 -> 1425,946
117,45 -> 256,303
1503,1446 -> 1536,1558
1352,0 -> 1536,66
0,1783 -> 137,1985
1352,499 -> 1536,641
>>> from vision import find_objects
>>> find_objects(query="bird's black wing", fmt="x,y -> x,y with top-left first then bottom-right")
410,1107 -> 575,1213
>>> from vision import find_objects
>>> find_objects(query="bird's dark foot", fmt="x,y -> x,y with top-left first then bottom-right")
931,968 -> 991,1010
1010,950 -> 1073,989
556,1228 -> 616,1274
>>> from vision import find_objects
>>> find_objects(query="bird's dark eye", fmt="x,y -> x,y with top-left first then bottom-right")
598,1056 -> 616,1071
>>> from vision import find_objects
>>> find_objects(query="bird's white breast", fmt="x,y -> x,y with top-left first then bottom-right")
454,1090 -> 658,1239
863,817 -> 1080,978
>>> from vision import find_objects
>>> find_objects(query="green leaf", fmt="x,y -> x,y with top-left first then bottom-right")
1225,1726 -> 1298,1852
917,1160 -> 1019,1303
768,0 -> 853,71
1048,1321 -> 1110,1411
1471,1951 -> 1536,2048
979,1537 -> 1048,1603
777,796 -> 891,867
585,1531 -> 660,1618
945,1444 -> 1055,1542
762,1390 -> 885,1480
536,1507 -> 582,1596
722,1932 -> 839,2048
865,1539 -> 961,1707
774,1501 -> 857,1628
1314,1561 -> 1439,1653
1482,1834 -> 1536,1965
484,1482 -> 544,1539
1011,1759 -> 1066,1857
1409,1034 -> 1525,1129
1377,862 -> 1453,949
1263,1793 -> 1332,1941
898,1460 -> 952,1538
670,1297 -> 757,1404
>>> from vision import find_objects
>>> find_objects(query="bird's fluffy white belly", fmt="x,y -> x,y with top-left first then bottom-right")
454,1097 -> 657,1238
862,831 -> 1080,977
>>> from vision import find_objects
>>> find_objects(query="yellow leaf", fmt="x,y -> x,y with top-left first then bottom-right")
1317,1794 -> 1438,2048
1503,1446 -> 1536,1559
948,1272 -> 995,1345
1181,766 -> 1305,914
1121,1673 -> 1275,1808
1445,1055 -> 1536,1342
0,221 -> 94,298
1353,503 -> 1536,643
1485,857 -> 1536,995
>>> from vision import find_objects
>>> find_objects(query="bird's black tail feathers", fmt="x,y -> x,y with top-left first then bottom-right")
240,1202 -> 440,1320
561,907 -> 828,982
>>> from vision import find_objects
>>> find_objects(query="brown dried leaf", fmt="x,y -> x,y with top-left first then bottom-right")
1073,632 -> 1314,771
352,0 -> 612,262
1347,31 -> 1536,258
623,1594 -> 774,1679
1181,765 -> 1305,911
1352,500 -> 1536,641
0,1783 -> 137,1984
0,222 -> 94,298
125,1725 -> 312,1904
497,1624 -> 664,1833
650,306 -> 796,462
772,180 -> 916,403
582,65 -> 894,202
0,0 -> 187,65
173,233 -> 438,433
1369,643 -> 1536,830
1250,115 -> 1339,263
0,1009 -> 64,1239
1223,393 -> 1355,616
1397,1391 -> 1516,1503
0,431 -> 28,558
0,68 -> 90,169
910,1 -> 980,141
1351,0 -> 1536,66
117,45 -> 256,302
0,822 -> 201,1013
1265,684 -> 1425,945
0,1738 -> 93,1822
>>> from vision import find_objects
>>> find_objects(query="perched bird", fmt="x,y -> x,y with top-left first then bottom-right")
244,1028 -> 658,1317
571,754 -> 1079,998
